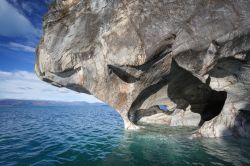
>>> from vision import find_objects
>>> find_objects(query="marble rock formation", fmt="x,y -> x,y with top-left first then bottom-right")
35,0 -> 250,137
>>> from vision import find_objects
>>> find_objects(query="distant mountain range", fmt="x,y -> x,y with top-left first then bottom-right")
0,99 -> 106,107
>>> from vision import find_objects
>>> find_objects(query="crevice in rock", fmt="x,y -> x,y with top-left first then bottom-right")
208,57 -> 245,78
136,44 -> 172,71
227,109 -> 250,137
107,44 -> 173,84
65,83 -> 91,94
42,77 -> 54,84
51,66 -> 82,78
107,65 -> 139,83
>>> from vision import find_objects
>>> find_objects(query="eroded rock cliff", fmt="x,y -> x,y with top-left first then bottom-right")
35,0 -> 250,137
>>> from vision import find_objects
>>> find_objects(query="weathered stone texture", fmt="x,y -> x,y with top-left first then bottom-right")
36,0 -> 250,137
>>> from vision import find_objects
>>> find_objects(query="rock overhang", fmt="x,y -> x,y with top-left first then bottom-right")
36,0 -> 250,137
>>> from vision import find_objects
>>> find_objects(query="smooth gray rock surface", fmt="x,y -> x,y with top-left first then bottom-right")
36,0 -> 250,137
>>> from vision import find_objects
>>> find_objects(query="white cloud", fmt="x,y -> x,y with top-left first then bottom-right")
0,70 -> 103,103
9,42 -> 35,52
0,0 -> 39,38
0,42 -> 35,53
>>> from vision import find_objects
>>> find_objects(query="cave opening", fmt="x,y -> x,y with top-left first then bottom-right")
159,105 -> 168,112
200,90 -> 227,122
128,59 -> 228,127
197,90 -> 227,126
166,60 -> 228,127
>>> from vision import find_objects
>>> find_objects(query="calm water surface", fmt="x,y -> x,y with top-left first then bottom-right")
0,105 -> 249,166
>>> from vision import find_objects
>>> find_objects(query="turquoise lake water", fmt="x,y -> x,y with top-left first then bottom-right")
0,105 -> 250,166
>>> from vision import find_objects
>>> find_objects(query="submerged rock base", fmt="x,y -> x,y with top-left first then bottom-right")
36,0 -> 250,138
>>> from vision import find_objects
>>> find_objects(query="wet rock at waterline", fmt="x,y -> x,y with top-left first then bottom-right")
35,0 -> 250,137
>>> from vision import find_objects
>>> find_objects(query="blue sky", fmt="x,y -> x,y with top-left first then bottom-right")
0,0 -> 101,103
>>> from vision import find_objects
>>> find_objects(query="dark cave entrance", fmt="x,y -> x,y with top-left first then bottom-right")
166,60 -> 228,126
200,90 -> 227,122
196,90 -> 227,126
124,59 -> 228,127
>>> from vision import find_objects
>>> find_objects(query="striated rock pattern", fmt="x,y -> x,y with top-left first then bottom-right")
36,0 -> 250,137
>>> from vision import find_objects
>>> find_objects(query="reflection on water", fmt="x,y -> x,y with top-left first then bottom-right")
0,106 -> 249,166
101,124 -> 250,166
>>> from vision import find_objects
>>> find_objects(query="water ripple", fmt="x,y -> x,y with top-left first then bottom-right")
0,106 -> 250,166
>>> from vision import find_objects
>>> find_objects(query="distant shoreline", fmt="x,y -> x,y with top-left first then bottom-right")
0,99 -> 106,107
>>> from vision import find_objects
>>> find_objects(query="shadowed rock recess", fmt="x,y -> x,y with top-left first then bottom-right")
35,0 -> 250,137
